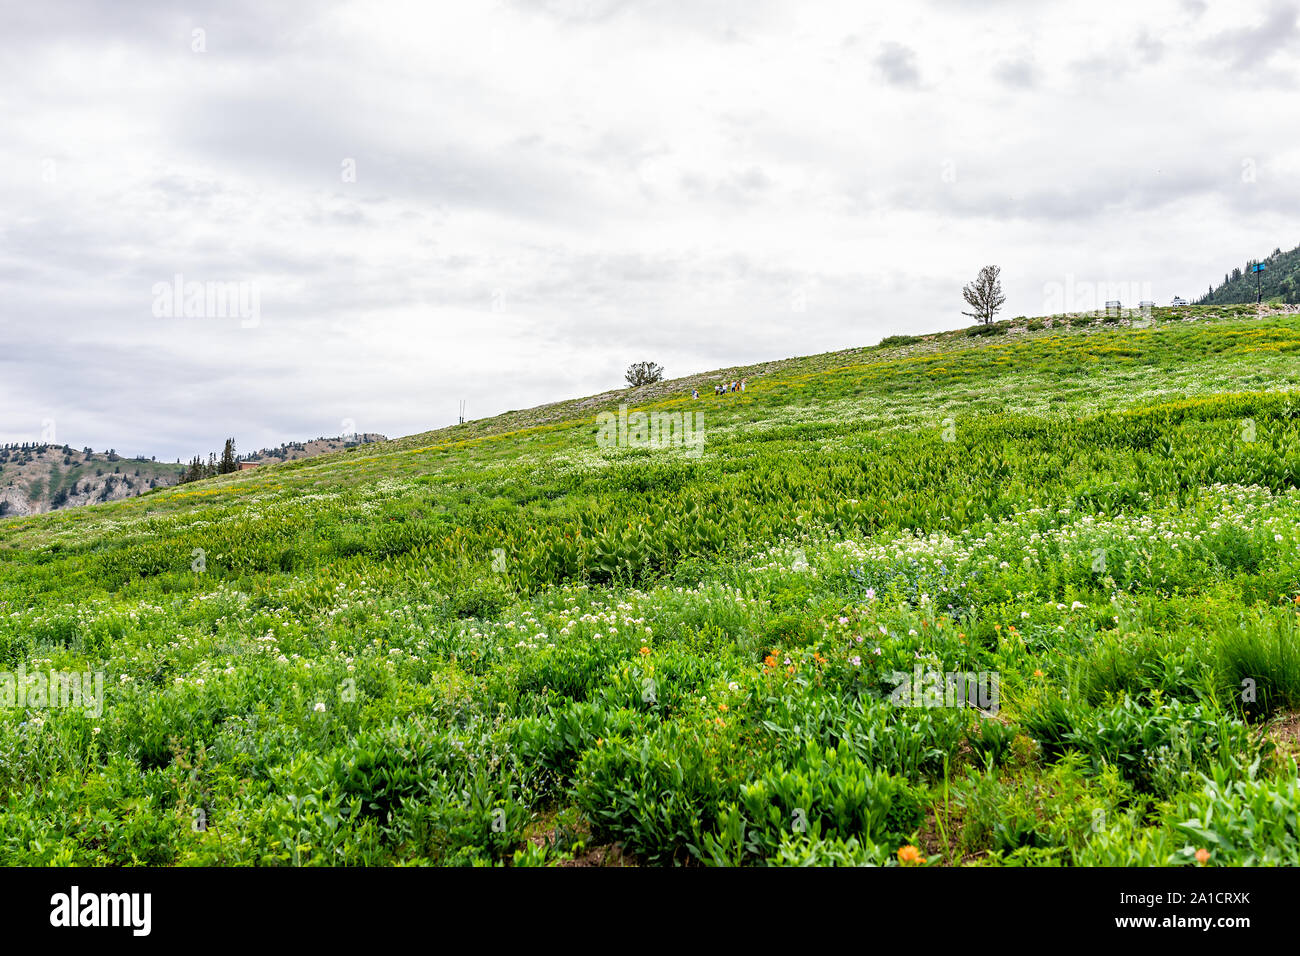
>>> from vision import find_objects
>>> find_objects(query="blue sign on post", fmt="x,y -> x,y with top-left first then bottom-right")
1252,262 -> 1266,303
1253,263 -> 1266,273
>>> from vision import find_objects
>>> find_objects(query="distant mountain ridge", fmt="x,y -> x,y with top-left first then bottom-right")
0,432 -> 389,518
1198,242 -> 1300,305
242,433 -> 388,465
0,445 -> 184,518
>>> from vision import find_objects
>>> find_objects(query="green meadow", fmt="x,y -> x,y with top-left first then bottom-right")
3,306 -> 1300,865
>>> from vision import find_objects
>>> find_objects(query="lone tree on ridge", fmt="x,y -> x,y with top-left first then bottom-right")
962,265 -> 1006,325
625,361 -> 664,387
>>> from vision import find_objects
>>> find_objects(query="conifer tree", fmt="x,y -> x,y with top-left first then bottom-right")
219,438 -> 238,475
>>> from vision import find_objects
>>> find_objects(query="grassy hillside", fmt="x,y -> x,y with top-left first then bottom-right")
1198,242 -> 1300,305
3,307 -> 1300,866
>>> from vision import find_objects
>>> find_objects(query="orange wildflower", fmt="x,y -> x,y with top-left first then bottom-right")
1195,848 -> 1210,865
639,646 -> 651,656
897,845 -> 924,866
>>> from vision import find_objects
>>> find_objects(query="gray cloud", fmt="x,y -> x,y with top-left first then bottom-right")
874,41 -> 923,88
993,57 -> 1040,89
1204,0 -> 1300,72
1135,30 -> 1165,62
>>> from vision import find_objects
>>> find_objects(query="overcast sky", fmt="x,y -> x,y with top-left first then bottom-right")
3,0 -> 1299,460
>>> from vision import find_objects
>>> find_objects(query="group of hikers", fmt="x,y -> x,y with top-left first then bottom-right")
691,378 -> 746,399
